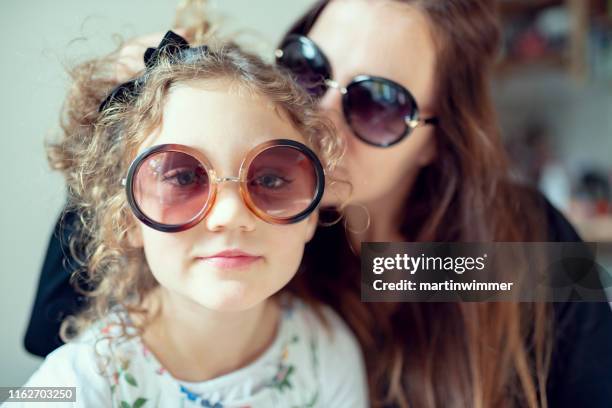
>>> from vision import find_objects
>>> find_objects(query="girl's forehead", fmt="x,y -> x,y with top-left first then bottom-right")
140,83 -> 305,161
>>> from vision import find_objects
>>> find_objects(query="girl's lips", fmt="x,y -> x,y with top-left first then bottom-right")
197,250 -> 262,270
200,256 -> 262,269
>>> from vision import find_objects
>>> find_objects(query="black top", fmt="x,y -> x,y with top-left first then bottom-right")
542,200 -> 612,407
25,198 -> 612,407
24,210 -> 88,357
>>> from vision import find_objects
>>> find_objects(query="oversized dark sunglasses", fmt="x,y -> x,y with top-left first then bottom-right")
276,35 -> 438,147
123,139 -> 325,233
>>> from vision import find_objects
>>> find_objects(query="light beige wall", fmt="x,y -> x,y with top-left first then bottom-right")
0,0 -> 316,386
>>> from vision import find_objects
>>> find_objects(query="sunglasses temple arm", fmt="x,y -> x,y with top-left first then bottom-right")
406,116 -> 439,130
424,117 -> 439,126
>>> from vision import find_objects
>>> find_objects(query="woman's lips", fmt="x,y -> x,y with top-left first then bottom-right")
197,250 -> 262,270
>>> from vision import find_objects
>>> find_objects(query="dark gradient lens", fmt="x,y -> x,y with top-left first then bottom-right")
132,151 -> 210,226
344,77 -> 418,147
246,146 -> 319,220
277,35 -> 331,98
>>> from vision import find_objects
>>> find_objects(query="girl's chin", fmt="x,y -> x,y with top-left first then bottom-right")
187,284 -> 262,312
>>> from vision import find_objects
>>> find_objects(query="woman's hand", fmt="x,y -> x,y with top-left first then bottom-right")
112,28 -> 188,82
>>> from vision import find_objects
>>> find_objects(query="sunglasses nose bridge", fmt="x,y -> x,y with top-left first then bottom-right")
215,175 -> 241,184
211,175 -> 246,199
324,79 -> 347,95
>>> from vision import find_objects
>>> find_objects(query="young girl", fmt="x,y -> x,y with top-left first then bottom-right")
19,31 -> 367,407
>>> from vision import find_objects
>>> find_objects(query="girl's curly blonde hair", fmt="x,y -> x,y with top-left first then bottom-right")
48,33 -> 343,341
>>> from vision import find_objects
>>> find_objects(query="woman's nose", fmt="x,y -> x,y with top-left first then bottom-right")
317,85 -> 343,116
204,182 -> 257,232
317,87 -> 356,150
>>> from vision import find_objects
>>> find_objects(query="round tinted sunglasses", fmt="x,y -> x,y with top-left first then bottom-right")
275,35 -> 438,147
122,139 -> 325,233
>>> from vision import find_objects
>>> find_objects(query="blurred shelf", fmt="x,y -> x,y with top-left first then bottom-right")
497,52 -> 567,73
498,0 -> 564,17
496,0 -> 591,81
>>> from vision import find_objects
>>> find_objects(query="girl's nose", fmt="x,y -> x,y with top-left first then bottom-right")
204,182 -> 257,232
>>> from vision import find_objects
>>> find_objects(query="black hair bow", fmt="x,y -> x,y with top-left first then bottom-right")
98,30 -> 205,112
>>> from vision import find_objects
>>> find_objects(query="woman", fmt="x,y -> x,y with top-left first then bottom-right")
281,1 -> 612,407
26,1 -> 612,407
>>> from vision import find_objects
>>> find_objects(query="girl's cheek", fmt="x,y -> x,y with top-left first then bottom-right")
142,233 -> 188,269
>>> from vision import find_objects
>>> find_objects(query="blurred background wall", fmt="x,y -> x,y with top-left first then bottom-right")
1,0 -> 611,387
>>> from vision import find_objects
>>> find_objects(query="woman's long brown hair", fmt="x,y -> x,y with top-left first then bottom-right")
286,1 -> 553,407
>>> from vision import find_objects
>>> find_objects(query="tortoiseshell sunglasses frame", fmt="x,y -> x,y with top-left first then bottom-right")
123,139 -> 325,233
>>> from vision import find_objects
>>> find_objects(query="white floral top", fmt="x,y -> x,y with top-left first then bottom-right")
19,298 -> 368,408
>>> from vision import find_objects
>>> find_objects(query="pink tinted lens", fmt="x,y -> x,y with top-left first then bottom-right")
246,146 -> 318,219
132,150 -> 210,226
